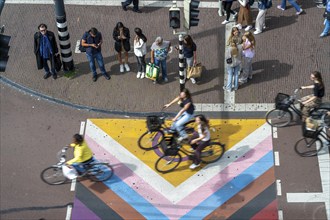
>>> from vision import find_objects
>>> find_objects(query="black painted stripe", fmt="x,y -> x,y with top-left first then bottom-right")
59,34 -> 70,41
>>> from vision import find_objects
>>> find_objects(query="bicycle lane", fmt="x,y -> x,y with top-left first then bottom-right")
70,118 -> 278,220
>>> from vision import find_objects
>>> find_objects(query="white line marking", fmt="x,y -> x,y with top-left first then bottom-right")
274,151 -> 280,166
79,121 -> 86,135
65,204 -> 72,220
70,178 -> 77,192
278,210 -> 284,220
194,103 -> 274,112
276,179 -> 282,196
74,40 -> 81,54
273,126 -> 278,138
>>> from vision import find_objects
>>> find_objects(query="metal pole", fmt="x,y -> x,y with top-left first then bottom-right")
54,0 -> 74,71
178,34 -> 185,91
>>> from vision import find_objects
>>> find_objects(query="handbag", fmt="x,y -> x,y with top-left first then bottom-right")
187,63 -> 202,79
226,57 -> 232,64
54,54 -> 62,72
146,63 -> 160,80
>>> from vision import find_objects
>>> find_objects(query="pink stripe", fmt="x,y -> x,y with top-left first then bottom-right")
84,134 -> 273,218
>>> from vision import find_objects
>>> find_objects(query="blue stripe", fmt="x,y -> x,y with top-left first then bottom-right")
103,174 -> 169,220
181,151 -> 274,220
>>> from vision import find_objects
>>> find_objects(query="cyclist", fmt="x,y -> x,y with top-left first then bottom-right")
66,134 -> 94,174
300,71 -> 325,121
164,88 -> 195,142
189,115 -> 211,170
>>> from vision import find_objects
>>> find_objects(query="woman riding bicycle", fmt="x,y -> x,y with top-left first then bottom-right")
188,115 -> 211,170
300,71 -> 325,121
164,88 -> 195,142
66,134 -> 94,174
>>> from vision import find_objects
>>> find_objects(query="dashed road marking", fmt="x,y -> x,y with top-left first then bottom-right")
65,204 -> 72,220
274,151 -> 280,166
272,126 -> 278,138
278,209 -> 284,220
276,179 -> 282,196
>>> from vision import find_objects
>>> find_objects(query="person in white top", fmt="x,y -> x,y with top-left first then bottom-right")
189,115 -> 211,169
133,27 -> 147,79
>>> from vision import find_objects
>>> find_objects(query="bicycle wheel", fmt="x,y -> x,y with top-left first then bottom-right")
266,109 -> 292,127
294,137 -> 323,157
40,166 -> 67,185
138,130 -> 164,150
155,154 -> 182,173
87,163 -> 114,182
200,142 -> 225,163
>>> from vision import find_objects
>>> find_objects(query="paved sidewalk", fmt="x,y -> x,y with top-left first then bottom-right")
0,1 -> 329,114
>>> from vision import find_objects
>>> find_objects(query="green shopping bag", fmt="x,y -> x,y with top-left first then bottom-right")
146,63 -> 160,80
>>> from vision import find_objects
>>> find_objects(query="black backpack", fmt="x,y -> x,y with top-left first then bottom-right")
79,32 -> 89,53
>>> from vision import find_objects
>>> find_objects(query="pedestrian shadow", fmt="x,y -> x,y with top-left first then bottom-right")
265,15 -> 299,31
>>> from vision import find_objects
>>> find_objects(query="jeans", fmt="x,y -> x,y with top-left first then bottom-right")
321,19 -> 330,35
86,52 -> 108,77
240,56 -> 253,83
281,0 -> 302,12
72,157 -> 94,174
122,0 -> 139,10
225,65 -> 240,90
170,112 -> 194,138
136,55 -> 146,73
255,9 -> 267,31
43,58 -> 56,75
154,58 -> 167,80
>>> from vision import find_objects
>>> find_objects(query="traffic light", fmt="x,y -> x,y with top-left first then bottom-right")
0,34 -> 10,72
184,0 -> 200,29
169,7 -> 180,29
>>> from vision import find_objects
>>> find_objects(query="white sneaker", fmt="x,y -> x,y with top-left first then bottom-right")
177,135 -> 188,143
120,64 -> 124,73
190,78 -> 196,84
136,72 -> 141,78
296,9 -> 303,15
221,20 -> 229,25
124,63 -> 130,72
245,25 -> 253,31
140,72 -> 145,79
189,163 -> 200,170
253,30 -> 262,35
234,24 -> 242,29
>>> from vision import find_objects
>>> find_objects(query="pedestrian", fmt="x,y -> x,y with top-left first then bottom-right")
320,0 -> 330,37
34,24 -> 59,79
221,0 -> 237,24
113,22 -> 131,73
151,36 -> 171,83
121,0 -> 142,13
81,27 -> 110,82
223,42 -> 242,91
164,88 -> 195,142
235,0 -> 253,31
227,27 -> 243,46
133,27 -> 147,79
239,31 -> 255,84
254,0 -> 272,35
183,35 -> 197,84
277,0 -> 303,15
300,71 -> 325,121
189,115 -> 211,170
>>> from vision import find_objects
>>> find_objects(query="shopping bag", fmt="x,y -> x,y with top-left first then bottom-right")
146,63 -> 160,80
62,165 -> 78,179
187,63 -> 202,79
54,54 -> 62,72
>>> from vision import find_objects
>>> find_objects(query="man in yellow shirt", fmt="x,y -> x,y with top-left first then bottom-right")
66,134 -> 94,174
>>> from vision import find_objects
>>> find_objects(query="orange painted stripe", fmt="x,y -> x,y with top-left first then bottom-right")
204,167 -> 275,220
80,180 -> 146,220
250,200 -> 278,220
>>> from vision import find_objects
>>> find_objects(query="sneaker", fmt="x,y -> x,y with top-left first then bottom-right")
277,5 -> 285,10
124,63 -> 130,72
140,72 -> 145,79
43,72 -> 51,79
133,9 -> 142,13
296,9 -> 303,15
233,12 -> 238,18
164,77 -> 168,83
320,33 -> 328,38
221,20 -> 229,25
253,30 -> 262,35
177,135 -> 189,143
190,78 -> 196,84
93,75 -> 97,82
248,75 -> 253,80
189,163 -> 200,170
136,72 -> 141,78
234,24 -> 242,29
121,2 -> 127,11
104,74 -> 111,80
262,25 -> 267,30
245,25 -> 253,31
52,73 -> 57,80
120,64 -> 124,73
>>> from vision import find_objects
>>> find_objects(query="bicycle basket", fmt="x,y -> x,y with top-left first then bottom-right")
275,93 -> 291,110
302,120 -> 321,139
146,116 -> 162,131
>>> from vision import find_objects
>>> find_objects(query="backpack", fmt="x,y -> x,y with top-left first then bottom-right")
249,0 -> 255,6
265,0 -> 272,8
79,32 -> 89,53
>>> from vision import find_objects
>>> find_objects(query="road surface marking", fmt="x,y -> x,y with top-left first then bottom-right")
278,209 -> 284,220
276,179 -> 282,196
79,121 -> 85,135
274,151 -> 280,166
65,204 -> 72,220
272,126 -> 278,138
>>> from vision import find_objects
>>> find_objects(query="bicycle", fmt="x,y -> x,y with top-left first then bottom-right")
265,89 -> 330,127
138,114 -> 196,150
41,146 -> 114,185
155,135 -> 225,173
294,112 -> 330,157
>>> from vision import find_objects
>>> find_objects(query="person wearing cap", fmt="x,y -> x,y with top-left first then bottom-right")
150,36 -> 171,83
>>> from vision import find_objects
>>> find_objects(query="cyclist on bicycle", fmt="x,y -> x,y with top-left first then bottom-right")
300,71 -> 325,121
164,88 -> 195,142
66,134 -> 94,174
188,115 -> 211,170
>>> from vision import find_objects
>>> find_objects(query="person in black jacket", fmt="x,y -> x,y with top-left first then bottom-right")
113,22 -> 131,73
34,24 -> 59,79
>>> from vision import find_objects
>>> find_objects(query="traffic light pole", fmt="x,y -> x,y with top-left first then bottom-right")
54,0 -> 74,71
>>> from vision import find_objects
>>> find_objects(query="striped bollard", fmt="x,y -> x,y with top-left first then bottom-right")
178,34 -> 185,91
